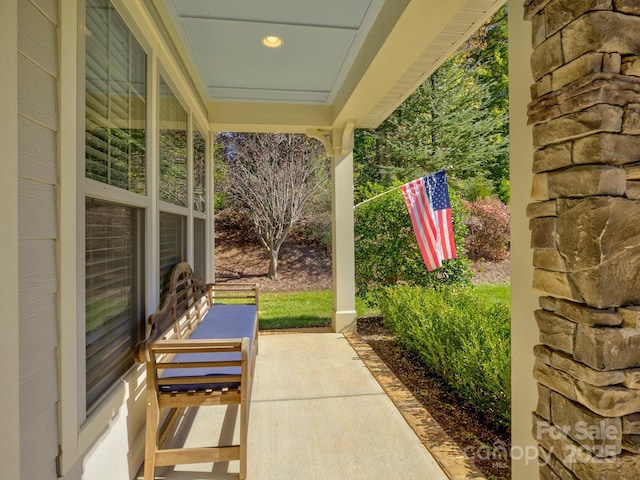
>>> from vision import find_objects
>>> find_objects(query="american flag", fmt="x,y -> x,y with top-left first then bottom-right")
400,170 -> 457,271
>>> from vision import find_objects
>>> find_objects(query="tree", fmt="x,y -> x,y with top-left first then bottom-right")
460,4 -> 509,192
218,133 -> 329,279
353,6 -> 509,202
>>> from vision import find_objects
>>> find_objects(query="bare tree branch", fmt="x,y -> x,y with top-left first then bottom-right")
219,133 -> 329,279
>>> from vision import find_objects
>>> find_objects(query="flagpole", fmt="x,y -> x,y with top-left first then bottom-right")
353,184 -> 403,210
353,165 -> 453,210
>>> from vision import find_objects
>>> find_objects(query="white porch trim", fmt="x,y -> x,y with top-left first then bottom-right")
0,1 -> 21,477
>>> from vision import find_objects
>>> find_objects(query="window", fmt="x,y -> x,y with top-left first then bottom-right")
84,0 -> 146,411
85,198 -> 144,411
62,0 -> 213,468
85,0 -> 146,193
159,212 -> 186,300
193,129 -> 206,212
159,78 -> 188,207
193,218 -> 206,279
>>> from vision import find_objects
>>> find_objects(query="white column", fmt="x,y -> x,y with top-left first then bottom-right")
0,1 -> 21,478
331,127 -> 357,333
509,0 -> 539,477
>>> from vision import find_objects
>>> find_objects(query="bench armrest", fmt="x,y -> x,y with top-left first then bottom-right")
147,338 -> 250,392
148,337 -> 249,357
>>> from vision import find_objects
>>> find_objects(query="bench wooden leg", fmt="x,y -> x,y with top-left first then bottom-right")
240,401 -> 248,480
144,390 -> 160,480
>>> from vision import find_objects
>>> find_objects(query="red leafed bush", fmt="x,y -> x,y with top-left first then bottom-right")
463,197 -> 510,261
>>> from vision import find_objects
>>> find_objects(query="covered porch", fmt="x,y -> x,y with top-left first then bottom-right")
135,331 -> 478,480
1,0 -> 544,479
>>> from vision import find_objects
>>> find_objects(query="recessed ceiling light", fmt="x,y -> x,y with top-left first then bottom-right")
262,35 -> 283,48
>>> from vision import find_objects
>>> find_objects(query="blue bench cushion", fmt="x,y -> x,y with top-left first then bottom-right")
159,304 -> 257,392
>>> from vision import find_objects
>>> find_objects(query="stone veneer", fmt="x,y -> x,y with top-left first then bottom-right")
524,0 -> 640,478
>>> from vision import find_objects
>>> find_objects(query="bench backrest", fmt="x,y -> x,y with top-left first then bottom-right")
135,263 -> 208,362
170,263 -> 209,336
134,262 -> 259,363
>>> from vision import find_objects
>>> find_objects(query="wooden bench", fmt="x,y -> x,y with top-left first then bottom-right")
135,262 -> 258,480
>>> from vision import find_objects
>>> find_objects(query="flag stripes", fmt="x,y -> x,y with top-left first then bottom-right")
401,178 -> 441,271
401,170 -> 456,271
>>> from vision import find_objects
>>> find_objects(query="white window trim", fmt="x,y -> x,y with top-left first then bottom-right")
85,179 -> 150,209
159,201 -> 189,217
187,112 -> 195,267
207,131 -> 215,283
57,0 -> 83,472
190,120 -> 213,219
146,50 -> 161,325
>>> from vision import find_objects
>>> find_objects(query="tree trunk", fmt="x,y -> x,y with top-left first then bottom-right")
268,247 -> 279,280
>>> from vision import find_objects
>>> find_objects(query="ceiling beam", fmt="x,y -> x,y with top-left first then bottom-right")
208,100 -> 333,133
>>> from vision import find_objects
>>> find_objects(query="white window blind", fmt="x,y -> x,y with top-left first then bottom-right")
159,212 -> 186,300
85,0 -> 146,194
85,198 -> 143,411
159,78 -> 188,206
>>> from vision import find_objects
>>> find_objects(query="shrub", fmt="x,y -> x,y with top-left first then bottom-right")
463,196 -> 510,261
497,178 -> 510,205
453,175 -> 495,201
380,284 -> 511,430
289,212 -> 332,249
354,183 -> 470,304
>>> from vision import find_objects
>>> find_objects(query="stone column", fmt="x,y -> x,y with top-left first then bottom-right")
525,1 -> 640,477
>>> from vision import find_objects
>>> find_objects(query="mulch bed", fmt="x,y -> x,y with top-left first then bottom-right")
357,316 -> 511,480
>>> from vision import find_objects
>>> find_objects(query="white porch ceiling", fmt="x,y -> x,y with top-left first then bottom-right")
154,0 -> 505,132
163,0 -> 384,105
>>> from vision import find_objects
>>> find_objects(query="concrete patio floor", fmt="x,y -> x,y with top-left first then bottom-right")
136,332 -> 481,480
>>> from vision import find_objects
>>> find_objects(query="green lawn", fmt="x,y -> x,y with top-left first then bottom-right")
258,290 -> 380,330
473,282 -> 511,305
258,283 -> 510,330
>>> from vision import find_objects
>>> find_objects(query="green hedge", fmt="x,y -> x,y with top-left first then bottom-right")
380,284 -> 510,430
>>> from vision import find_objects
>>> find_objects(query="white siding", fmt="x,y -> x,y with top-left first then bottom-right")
31,0 -> 58,25
18,54 -> 58,130
18,179 -> 58,239
19,293 -> 57,362
18,115 -> 57,184
19,349 -> 58,441
18,1 -> 60,479
19,405 -> 59,480
18,0 -> 58,76
18,240 -> 57,294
